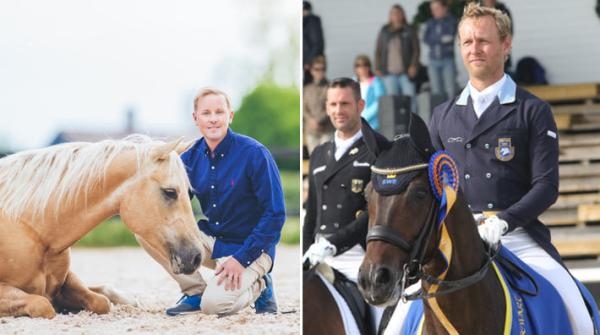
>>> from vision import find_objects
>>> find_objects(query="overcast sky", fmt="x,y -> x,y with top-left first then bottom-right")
0,0 -> 299,150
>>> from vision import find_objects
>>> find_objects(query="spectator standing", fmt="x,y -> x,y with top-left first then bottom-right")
303,1 -> 325,85
303,55 -> 333,154
374,4 -> 420,113
423,0 -> 457,100
353,55 -> 386,130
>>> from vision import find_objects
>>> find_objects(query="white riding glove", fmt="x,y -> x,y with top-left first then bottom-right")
304,238 -> 337,266
477,215 -> 509,246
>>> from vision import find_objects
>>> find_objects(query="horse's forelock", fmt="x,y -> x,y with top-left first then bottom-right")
165,150 -> 192,190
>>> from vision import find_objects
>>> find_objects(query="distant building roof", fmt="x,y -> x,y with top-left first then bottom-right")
50,109 -> 198,146
50,129 -> 198,146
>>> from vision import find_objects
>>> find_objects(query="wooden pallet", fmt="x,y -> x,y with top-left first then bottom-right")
525,83 -> 600,103
541,208 -> 578,226
559,177 -> 600,193
559,134 -> 600,148
552,227 -> 600,259
554,107 -> 600,131
525,83 -> 600,131
559,144 -> 600,164
543,193 -> 600,227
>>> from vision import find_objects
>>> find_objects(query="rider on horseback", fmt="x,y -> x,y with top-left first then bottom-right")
303,77 -> 389,334
429,3 -> 593,333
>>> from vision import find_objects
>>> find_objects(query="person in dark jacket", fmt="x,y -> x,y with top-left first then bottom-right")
428,4 -> 592,333
303,1 -> 324,85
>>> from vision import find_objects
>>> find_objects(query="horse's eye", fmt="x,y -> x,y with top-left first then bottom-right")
414,188 -> 428,200
162,188 -> 178,200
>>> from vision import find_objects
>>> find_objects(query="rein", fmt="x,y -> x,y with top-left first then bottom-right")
403,245 -> 498,301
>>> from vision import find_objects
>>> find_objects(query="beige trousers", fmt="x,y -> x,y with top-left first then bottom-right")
137,234 -> 272,315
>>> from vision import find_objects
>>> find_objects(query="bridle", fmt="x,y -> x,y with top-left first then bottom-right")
366,162 -> 498,301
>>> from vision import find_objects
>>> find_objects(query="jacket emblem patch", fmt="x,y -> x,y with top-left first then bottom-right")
351,179 -> 364,193
495,137 -> 515,161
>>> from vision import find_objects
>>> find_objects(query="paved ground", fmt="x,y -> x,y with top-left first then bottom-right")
0,245 -> 300,335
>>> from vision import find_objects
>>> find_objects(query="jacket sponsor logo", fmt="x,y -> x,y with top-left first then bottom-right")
353,161 -> 370,167
351,179 -> 364,193
447,137 -> 464,143
495,137 -> 515,161
312,165 -> 326,175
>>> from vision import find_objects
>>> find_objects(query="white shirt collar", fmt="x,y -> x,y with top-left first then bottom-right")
334,129 -> 363,161
456,74 -> 517,117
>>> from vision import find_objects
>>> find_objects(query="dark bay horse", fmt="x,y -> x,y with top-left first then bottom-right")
356,113 -> 592,334
303,264 -> 345,335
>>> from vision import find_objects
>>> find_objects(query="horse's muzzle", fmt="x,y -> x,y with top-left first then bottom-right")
170,246 -> 202,275
358,264 -> 401,307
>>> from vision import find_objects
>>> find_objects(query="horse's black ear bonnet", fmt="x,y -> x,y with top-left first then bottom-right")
369,113 -> 436,196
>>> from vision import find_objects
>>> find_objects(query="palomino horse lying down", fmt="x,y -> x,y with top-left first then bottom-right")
0,135 -> 203,318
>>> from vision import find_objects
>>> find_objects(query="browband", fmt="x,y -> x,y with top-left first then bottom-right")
370,163 -> 429,175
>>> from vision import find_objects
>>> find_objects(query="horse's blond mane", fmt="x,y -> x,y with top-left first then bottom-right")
0,134 -> 182,221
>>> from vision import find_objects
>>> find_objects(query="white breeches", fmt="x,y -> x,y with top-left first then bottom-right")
323,244 -> 384,333
502,228 -> 593,335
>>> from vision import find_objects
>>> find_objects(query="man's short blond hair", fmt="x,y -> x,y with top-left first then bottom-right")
193,87 -> 232,112
459,2 -> 512,41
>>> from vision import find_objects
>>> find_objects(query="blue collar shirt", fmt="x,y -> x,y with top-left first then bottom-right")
180,129 -> 286,267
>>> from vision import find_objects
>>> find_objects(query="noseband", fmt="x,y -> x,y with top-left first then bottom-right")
366,161 -> 497,301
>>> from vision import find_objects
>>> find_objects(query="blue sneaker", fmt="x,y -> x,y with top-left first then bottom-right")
254,274 -> 277,314
165,294 -> 202,316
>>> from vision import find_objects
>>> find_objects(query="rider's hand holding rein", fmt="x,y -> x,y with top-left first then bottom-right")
304,238 -> 337,266
477,216 -> 508,247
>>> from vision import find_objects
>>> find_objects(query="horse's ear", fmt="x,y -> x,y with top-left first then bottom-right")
408,112 -> 435,159
361,118 -> 391,157
175,139 -> 194,154
151,139 -> 182,161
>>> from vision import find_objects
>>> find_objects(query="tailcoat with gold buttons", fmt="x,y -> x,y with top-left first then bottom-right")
303,120 -> 387,255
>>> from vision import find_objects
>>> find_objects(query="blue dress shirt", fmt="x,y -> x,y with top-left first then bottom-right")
180,129 -> 286,268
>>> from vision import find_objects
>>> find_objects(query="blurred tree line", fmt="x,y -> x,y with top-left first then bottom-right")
233,81 -> 300,171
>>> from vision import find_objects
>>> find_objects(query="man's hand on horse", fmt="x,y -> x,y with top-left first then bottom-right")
216,257 -> 245,291
477,215 -> 508,246
305,238 -> 336,266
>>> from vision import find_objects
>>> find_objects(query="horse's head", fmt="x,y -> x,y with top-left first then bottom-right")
358,113 -> 439,307
118,138 -> 203,275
